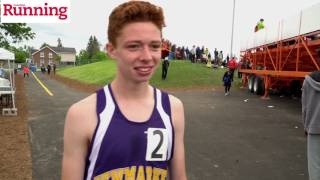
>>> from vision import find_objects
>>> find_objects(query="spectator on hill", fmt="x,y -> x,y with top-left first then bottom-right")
162,58 -> 170,80
190,45 -> 196,63
214,48 -> 218,65
218,51 -> 223,65
185,47 -> 190,60
196,46 -> 201,62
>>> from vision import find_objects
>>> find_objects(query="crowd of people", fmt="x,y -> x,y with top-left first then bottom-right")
40,63 -> 56,75
161,39 -> 228,66
161,38 -> 245,96
161,38 -> 246,92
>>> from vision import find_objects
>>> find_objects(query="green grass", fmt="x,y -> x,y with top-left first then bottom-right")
58,59 -> 242,88
58,60 -> 117,85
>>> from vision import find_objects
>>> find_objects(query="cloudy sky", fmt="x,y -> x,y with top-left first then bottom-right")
16,0 -> 320,57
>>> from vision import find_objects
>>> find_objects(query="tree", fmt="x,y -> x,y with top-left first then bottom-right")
57,38 -> 63,47
86,36 -> 94,59
55,55 -> 61,62
7,46 -> 29,63
23,45 -> 35,56
92,36 -> 100,54
86,35 -> 100,59
0,23 -> 35,48
92,51 -> 107,62
14,50 -> 28,63
78,49 -> 89,65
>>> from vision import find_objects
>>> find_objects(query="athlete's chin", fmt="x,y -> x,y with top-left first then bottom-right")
133,76 -> 152,83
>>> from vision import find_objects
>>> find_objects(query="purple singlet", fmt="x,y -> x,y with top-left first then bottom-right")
84,84 -> 174,180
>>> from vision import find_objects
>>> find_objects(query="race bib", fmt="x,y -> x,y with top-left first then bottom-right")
146,128 -> 168,161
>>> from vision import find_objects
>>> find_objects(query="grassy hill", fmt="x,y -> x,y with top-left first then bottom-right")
58,59 -> 241,89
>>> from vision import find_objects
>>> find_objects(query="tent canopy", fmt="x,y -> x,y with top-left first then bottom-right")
0,48 -> 15,61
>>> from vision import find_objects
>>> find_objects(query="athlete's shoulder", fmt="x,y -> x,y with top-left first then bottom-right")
167,93 -> 185,138
67,93 -> 97,117
65,93 -> 97,130
164,92 -> 184,127
157,89 -> 183,109
168,94 -> 183,107
64,92 -> 98,146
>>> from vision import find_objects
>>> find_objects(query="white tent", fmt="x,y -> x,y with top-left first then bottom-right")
0,48 -> 17,116
0,48 -> 15,60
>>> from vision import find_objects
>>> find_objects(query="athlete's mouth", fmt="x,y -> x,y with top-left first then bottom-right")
134,66 -> 153,74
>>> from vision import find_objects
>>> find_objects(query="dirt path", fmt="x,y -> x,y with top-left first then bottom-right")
0,74 -> 32,180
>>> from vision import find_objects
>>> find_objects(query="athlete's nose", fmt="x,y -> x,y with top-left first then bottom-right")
140,46 -> 153,61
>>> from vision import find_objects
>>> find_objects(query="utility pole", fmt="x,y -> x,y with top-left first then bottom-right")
230,0 -> 236,58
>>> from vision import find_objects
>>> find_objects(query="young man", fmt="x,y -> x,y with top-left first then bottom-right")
62,1 -> 187,180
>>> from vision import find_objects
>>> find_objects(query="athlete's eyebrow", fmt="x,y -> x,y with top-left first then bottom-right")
124,40 -> 161,44
150,41 -> 161,44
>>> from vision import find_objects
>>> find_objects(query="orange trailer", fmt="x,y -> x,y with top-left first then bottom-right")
240,3 -> 320,98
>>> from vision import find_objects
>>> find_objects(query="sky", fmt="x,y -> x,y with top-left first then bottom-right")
15,0 -> 320,57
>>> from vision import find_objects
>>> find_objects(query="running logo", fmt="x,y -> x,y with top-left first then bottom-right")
0,0 -> 70,23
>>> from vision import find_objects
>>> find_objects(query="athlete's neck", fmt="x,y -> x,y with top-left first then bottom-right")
111,77 -> 152,100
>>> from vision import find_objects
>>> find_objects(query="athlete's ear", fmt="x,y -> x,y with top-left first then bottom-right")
106,43 -> 117,60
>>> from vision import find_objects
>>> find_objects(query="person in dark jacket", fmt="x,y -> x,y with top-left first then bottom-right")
162,58 -> 170,80
222,70 -> 232,96
41,64 -> 46,74
47,64 -> 51,75
302,71 -> 320,180
53,63 -> 56,75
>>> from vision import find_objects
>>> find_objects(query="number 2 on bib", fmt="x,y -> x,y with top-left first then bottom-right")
146,128 -> 168,161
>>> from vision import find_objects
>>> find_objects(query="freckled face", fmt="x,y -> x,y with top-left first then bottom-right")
108,22 -> 162,83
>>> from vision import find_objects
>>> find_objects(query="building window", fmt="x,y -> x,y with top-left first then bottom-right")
40,58 -> 44,65
40,52 -> 44,57
49,52 -> 53,58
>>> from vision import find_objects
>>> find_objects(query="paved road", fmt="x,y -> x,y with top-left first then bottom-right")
181,89 -> 307,180
25,72 -> 88,180
25,73 -> 307,180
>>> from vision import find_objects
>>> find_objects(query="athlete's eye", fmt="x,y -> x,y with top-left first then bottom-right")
150,44 -> 161,51
127,44 -> 141,50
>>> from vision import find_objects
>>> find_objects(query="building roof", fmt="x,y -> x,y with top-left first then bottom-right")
31,49 -> 38,54
49,46 -> 76,53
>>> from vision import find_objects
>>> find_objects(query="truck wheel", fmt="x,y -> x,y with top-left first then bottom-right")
253,76 -> 265,95
248,75 -> 255,93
